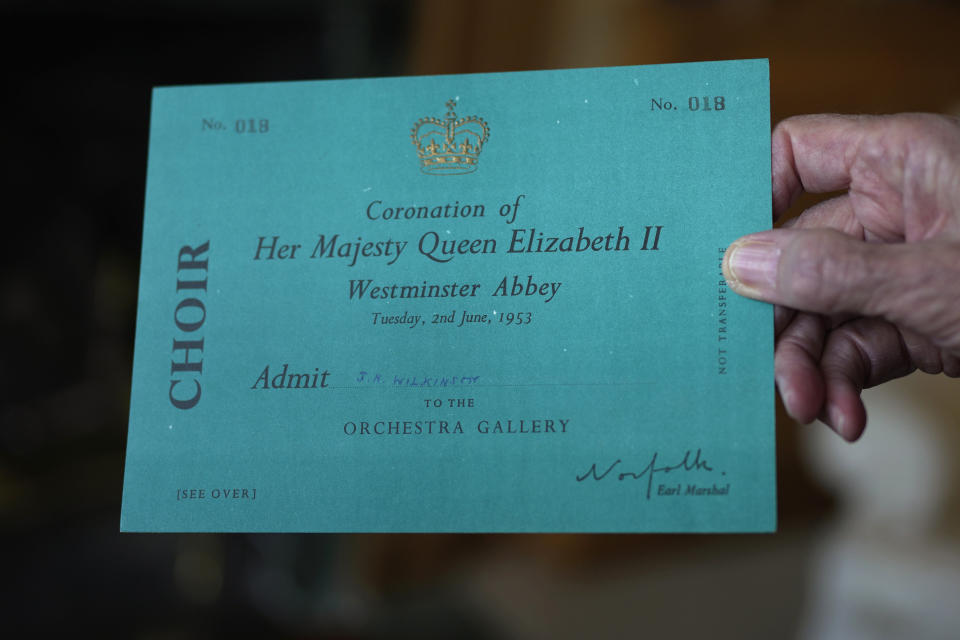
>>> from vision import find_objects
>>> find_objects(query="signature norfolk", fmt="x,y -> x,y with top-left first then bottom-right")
576,449 -> 728,500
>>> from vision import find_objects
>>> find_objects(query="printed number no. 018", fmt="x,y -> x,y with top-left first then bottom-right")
235,118 -> 270,133
688,96 -> 725,111
649,97 -> 726,112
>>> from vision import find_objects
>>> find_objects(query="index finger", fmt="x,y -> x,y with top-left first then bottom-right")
772,114 -> 874,219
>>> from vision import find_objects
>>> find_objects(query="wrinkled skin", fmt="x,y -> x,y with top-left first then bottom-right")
723,114 -> 960,441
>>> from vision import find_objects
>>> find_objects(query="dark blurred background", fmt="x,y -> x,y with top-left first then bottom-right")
3,1 -> 960,637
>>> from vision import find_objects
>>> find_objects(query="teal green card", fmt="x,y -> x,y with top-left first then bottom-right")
121,59 -> 774,532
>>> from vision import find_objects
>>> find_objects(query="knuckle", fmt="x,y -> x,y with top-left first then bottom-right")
820,329 -> 869,383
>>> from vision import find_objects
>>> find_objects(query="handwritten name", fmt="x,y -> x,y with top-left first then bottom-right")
575,449 -> 717,500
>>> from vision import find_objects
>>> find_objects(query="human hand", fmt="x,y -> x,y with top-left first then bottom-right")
722,114 -> 960,441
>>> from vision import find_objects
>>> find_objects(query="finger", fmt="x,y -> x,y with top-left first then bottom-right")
898,327 -> 950,375
774,312 -> 827,424
773,114 -> 960,237
774,304 -> 796,337
944,352 -> 960,377
781,194 -> 865,239
772,114 -> 873,219
723,229 -> 960,352
817,317 -> 918,441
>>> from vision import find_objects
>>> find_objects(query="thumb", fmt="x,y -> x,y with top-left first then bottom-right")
723,229 -> 960,352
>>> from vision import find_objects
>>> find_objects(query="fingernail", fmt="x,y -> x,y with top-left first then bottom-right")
724,239 -> 780,297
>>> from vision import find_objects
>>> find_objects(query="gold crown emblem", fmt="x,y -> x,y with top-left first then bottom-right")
411,99 -> 490,175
